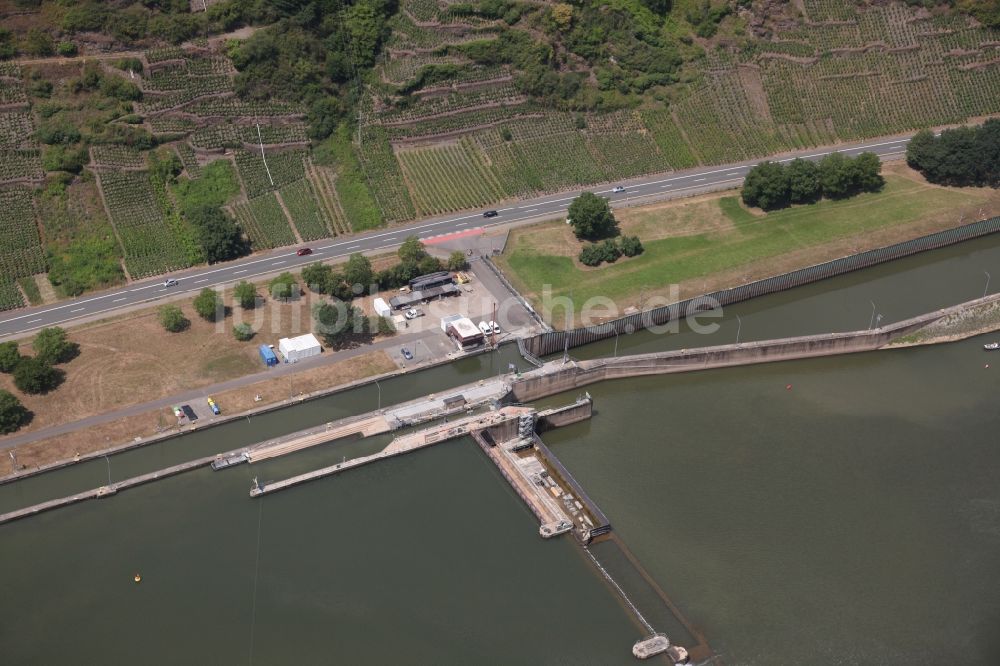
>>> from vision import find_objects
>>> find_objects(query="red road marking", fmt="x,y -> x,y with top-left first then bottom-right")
423,227 -> 483,244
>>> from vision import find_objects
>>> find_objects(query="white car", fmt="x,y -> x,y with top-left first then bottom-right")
163,278 -> 179,287
489,320 -> 501,335
404,308 -> 420,320
611,186 -> 625,193
478,321 -> 492,335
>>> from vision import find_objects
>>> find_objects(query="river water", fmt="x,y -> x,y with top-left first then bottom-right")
2,236 -> 1000,664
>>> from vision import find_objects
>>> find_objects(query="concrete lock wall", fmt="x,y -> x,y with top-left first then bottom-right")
509,303 -> 965,403
536,398 -> 593,431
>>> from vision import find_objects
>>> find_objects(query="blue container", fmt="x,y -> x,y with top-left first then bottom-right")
259,344 -> 278,367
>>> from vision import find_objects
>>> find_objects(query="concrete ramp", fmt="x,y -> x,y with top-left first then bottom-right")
248,415 -> 390,463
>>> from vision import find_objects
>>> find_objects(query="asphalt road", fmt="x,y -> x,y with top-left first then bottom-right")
0,133 -> 914,339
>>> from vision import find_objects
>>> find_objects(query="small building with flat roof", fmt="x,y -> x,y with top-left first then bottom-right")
278,333 -> 322,363
444,316 -> 484,349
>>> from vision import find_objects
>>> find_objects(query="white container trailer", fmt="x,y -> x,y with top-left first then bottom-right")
373,297 -> 392,318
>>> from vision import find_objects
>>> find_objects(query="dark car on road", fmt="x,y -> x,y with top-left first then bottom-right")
482,210 -> 498,218
401,348 -> 413,360
296,247 -> 313,256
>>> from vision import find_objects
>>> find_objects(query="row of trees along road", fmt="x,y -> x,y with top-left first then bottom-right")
741,152 -> 884,211
906,119 -> 1000,188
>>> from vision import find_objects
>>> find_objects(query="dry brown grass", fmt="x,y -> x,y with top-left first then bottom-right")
11,350 -> 396,469
0,285 -> 364,438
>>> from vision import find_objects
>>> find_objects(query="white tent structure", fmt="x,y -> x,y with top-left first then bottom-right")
278,333 -> 322,363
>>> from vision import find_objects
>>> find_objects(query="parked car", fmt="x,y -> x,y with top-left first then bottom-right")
482,210 -> 498,218
401,348 -> 413,360
489,320 -> 501,335
296,247 -> 313,256
478,320 -> 492,335
163,278 -> 179,287
455,272 -> 470,284
611,185 -> 625,193
405,308 -> 422,320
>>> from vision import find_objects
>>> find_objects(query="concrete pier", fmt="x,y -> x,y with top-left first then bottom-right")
250,406 -> 534,496
0,455 -> 215,525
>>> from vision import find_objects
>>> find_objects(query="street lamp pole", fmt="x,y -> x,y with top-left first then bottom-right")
104,455 -> 111,486
614,329 -> 620,358
375,379 -> 381,412
869,301 -> 876,330
984,271 -> 991,299
735,314 -> 742,344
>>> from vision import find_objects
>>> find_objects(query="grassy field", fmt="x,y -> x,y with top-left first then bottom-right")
497,166 -> 999,326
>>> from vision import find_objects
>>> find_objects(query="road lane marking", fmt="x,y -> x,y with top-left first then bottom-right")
233,269 -> 247,274
522,208 -> 537,213
726,172 -> 741,176
112,297 -> 127,302
694,178 -> 706,182
193,279 -> 208,283
271,261 -> 285,266
70,307 -> 85,313
27,318 -> 41,323
0,133 -> 926,330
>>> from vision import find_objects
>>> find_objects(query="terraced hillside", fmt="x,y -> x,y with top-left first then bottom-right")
0,0 -> 996,310
360,0 -> 1000,221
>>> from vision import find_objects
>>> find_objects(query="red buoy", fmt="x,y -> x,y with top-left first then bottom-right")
785,384 -> 793,390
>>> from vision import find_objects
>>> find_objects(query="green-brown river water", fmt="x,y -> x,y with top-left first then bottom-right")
2,236 -> 1000,664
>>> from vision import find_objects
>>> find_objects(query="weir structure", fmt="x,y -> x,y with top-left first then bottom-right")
249,392 -> 701,662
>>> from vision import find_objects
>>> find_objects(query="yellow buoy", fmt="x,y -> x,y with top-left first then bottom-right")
133,573 -> 142,583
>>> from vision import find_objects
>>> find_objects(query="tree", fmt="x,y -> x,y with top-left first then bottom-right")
0,390 -> 30,434
313,300 -> 369,347
598,238 -> 621,263
567,192 -> 618,240
13,357 -> 63,394
234,280 -> 259,309
786,158 -> 821,204
159,304 -> 189,332
233,323 -> 255,341
193,288 -> 224,321
269,272 -> 299,301
741,161 -> 790,210
817,153 -> 856,199
851,152 -> 885,193
375,316 -> 396,336
906,122 -> 1000,187
187,205 -> 247,264
579,244 -> 603,266
343,253 -> 374,291
447,251 -> 468,271
0,341 -> 21,372
398,236 -> 428,264
418,254 -> 443,275
619,235 -> 644,257
33,327 -> 78,365
301,262 -> 333,293
551,3 -> 574,31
